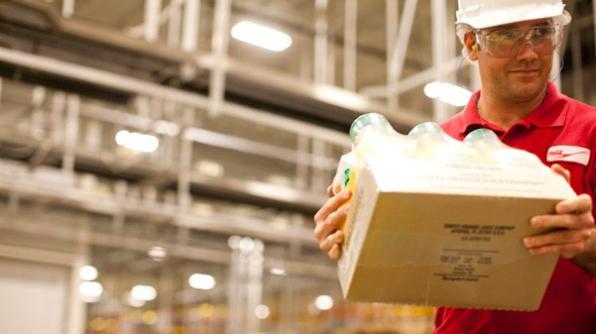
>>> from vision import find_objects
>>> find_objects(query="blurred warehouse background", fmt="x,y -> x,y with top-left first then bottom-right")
0,0 -> 594,333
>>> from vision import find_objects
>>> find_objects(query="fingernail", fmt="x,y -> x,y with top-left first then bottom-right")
531,217 -> 542,228
528,248 -> 537,255
523,238 -> 533,247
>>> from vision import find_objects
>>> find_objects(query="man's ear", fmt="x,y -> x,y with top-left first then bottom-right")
464,32 -> 478,61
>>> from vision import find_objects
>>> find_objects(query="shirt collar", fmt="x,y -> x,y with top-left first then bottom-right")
459,81 -> 568,136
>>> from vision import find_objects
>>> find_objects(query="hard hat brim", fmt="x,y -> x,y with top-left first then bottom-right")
456,4 -> 569,29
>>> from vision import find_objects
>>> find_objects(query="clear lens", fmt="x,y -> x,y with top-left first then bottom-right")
476,25 -> 560,58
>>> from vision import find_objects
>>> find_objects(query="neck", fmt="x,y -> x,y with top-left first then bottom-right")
477,86 -> 547,131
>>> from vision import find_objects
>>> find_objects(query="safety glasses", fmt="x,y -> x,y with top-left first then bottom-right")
474,25 -> 562,58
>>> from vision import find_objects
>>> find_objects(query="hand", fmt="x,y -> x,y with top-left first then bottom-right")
313,188 -> 351,260
523,164 -> 595,259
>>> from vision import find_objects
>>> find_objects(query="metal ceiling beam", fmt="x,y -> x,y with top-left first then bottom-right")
0,211 -> 336,279
0,2 -> 385,127
361,56 -> 464,97
0,47 -> 351,146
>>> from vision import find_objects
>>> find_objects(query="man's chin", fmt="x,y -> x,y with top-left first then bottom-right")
507,77 -> 548,101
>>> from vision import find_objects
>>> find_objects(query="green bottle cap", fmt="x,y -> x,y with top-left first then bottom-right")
349,113 -> 392,142
408,122 -> 443,138
464,128 -> 499,144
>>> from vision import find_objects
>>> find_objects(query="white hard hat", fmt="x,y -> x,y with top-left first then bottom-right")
456,0 -> 571,29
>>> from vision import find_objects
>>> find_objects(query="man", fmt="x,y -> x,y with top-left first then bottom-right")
313,0 -> 596,333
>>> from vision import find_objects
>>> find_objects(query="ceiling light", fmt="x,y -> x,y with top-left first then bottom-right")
231,21 -> 292,52
127,294 -> 146,308
130,285 -> 157,301
188,273 -> 216,290
314,295 -> 334,311
423,81 -> 472,107
115,130 -> 159,153
80,281 -> 103,303
269,267 -> 287,276
147,246 -> 167,262
314,85 -> 369,111
254,304 -> 270,319
79,265 -> 98,281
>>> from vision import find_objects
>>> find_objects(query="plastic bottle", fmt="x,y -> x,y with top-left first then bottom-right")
408,121 -> 463,160
331,113 -> 404,195
463,128 -> 538,165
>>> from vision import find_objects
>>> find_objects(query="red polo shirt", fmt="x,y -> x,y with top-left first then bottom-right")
436,82 -> 596,333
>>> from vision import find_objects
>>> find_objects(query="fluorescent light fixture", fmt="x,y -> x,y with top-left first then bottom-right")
254,304 -> 270,319
231,21 -> 292,52
115,130 -> 159,153
127,294 -> 146,308
424,81 -> 472,107
314,85 -> 369,111
79,265 -> 98,281
270,267 -> 287,276
80,281 -> 103,303
188,273 -> 216,290
147,246 -> 167,261
314,295 -> 334,311
130,285 -> 157,301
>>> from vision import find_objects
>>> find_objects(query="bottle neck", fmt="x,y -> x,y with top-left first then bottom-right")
352,125 -> 397,146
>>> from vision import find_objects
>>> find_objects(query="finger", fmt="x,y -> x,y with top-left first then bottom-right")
319,230 -> 345,253
531,211 -> 594,230
326,184 -> 334,197
523,228 -> 592,249
550,163 -> 570,183
314,205 -> 350,241
313,190 -> 351,224
528,241 -> 587,259
328,244 -> 341,260
554,194 -> 592,214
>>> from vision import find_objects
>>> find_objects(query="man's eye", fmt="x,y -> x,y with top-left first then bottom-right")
492,30 -> 519,41
534,27 -> 554,37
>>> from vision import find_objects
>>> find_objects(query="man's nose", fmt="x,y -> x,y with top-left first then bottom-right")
516,41 -> 540,60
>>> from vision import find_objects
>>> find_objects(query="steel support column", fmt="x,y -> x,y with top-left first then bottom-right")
178,108 -> 194,212
386,0 -> 399,112
167,0 -> 183,48
388,0 -> 418,93
144,0 -> 162,42
208,0 -> 231,116
62,95 -> 80,177
343,0 -> 358,91
181,0 -> 201,52
314,0 -> 329,84
62,0 -> 75,18
431,0 -> 449,122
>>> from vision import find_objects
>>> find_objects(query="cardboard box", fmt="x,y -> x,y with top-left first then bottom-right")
338,157 -> 575,311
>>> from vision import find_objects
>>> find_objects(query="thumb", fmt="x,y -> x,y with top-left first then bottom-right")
551,163 -> 571,184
